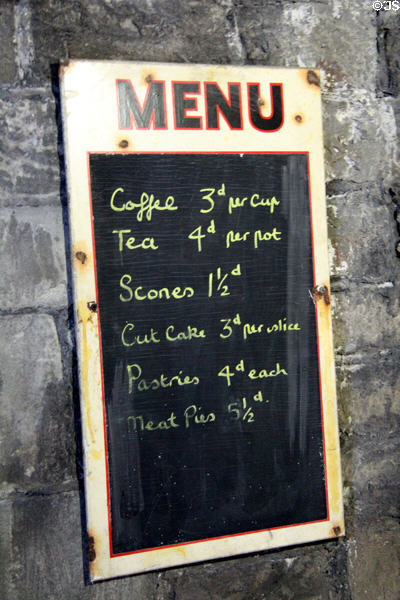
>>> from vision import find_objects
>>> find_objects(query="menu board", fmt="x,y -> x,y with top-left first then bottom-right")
60,61 -> 344,581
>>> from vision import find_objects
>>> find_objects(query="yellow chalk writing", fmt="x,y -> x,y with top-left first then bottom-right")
112,229 -> 158,251
110,188 -> 178,221
127,363 -> 200,394
119,274 -> 194,303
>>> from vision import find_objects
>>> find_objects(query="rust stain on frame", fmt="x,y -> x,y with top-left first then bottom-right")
75,250 -> 87,265
307,69 -> 321,87
88,534 -> 97,562
74,242 -> 92,272
316,282 -> 343,521
87,300 -> 98,313
312,284 -> 330,305
88,530 -> 104,581
141,69 -> 157,85
77,299 -> 97,446
118,138 -> 130,149
330,525 -> 343,537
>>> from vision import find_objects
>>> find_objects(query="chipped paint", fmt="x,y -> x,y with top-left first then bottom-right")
307,70 -> 320,88
59,58 -> 75,77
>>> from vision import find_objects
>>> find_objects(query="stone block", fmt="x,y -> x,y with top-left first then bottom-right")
327,187 -> 400,284
338,367 -> 400,516
237,1 -> 377,95
323,94 -> 398,185
0,314 -> 75,494
348,518 -> 400,600
29,0 -> 234,84
0,88 -> 60,204
225,1 -> 282,65
161,542 -> 349,599
0,207 -> 67,310
7,491 -> 157,599
331,286 -> 400,353
336,351 -> 400,424
336,351 -> 400,524
0,500 -> 12,600
394,95 -> 400,129
352,413 -> 400,518
0,3 -> 17,84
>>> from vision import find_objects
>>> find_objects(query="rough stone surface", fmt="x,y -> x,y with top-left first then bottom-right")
327,186 -> 400,284
0,3 -> 17,85
336,351 -> 400,424
352,412 -> 400,517
5,491 -> 158,600
0,207 -> 67,310
0,499 -> 12,600
0,0 -> 399,598
28,0 -> 236,84
348,518 -> 400,600
332,287 -> 400,352
377,10 -> 400,97
0,88 -> 60,205
323,94 -> 398,186
0,315 -> 75,496
159,542 -> 350,599
237,1 -> 377,96
2,489 -> 350,600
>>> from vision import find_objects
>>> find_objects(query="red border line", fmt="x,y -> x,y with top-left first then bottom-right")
113,517 -> 330,558
85,150 -> 330,559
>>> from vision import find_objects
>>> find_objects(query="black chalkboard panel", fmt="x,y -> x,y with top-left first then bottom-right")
89,152 -> 327,555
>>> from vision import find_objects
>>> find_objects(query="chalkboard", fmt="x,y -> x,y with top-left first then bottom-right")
89,152 -> 327,555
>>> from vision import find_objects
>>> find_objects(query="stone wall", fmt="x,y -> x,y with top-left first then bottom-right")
0,1 -> 399,598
